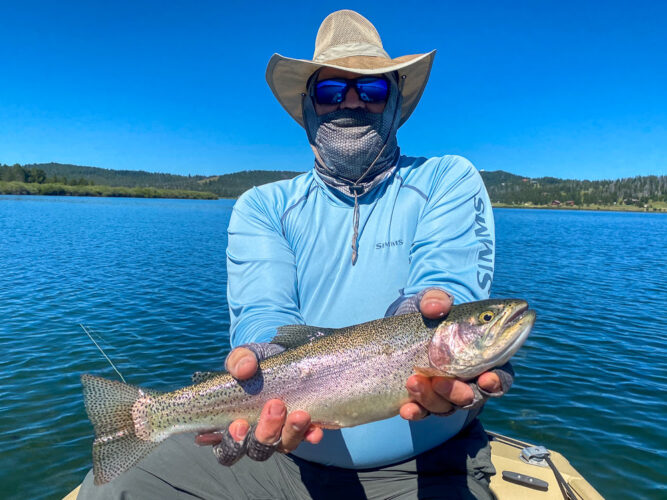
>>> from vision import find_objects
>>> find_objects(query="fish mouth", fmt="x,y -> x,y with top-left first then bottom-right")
504,302 -> 530,328
499,301 -> 535,336
493,302 -> 536,357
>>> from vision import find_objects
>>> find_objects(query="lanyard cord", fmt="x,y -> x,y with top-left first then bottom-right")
349,74 -> 406,265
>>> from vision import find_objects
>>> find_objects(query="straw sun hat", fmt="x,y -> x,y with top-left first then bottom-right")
266,9 -> 435,128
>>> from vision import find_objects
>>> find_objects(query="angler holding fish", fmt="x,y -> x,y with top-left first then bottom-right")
80,10 -> 525,500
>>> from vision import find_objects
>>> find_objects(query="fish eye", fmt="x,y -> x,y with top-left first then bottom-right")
479,311 -> 495,323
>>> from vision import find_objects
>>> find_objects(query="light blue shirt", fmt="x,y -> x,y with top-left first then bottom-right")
226,154 -> 495,468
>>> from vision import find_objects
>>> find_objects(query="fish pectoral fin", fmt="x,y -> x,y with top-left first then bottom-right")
272,325 -> 338,349
413,366 -> 455,378
191,371 -> 224,384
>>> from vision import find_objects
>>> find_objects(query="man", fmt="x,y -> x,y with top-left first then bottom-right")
79,9 -> 511,499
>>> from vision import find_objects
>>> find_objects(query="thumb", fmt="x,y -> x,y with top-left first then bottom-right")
419,290 -> 453,319
225,347 -> 258,380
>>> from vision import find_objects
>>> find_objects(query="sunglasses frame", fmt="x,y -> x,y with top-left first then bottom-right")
314,76 -> 390,105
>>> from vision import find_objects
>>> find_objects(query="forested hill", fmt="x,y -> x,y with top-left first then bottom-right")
1,162 -> 302,198
31,162 -> 205,190
1,162 -> 665,206
480,170 -> 666,207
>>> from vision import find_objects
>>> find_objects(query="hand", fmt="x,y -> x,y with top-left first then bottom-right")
195,346 -> 324,464
399,289 -> 503,420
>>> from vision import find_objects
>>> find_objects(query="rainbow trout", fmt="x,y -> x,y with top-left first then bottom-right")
82,298 -> 535,484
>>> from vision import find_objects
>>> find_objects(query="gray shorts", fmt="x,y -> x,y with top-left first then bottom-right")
77,419 -> 495,500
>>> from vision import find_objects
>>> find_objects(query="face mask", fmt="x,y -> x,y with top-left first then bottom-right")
312,107 -> 397,182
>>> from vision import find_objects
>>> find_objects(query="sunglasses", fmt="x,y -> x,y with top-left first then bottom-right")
314,77 -> 389,105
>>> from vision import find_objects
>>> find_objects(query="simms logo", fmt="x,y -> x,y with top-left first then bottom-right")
375,239 -> 404,249
474,197 -> 494,291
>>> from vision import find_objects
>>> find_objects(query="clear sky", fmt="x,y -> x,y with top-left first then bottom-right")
1,1 -> 665,180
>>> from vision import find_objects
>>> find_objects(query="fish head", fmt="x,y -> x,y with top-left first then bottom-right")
427,299 -> 536,380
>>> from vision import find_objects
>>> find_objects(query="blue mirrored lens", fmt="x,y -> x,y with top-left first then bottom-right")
315,80 -> 348,104
355,78 -> 389,103
315,78 -> 389,104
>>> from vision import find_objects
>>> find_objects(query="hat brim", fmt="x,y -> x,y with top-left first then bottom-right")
266,50 -> 436,128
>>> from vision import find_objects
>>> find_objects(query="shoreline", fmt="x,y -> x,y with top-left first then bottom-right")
0,181 -> 218,200
2,184 -> 665,212
492,203 -> 666,213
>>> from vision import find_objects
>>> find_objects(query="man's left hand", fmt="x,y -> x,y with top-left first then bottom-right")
399,289 -> 503,420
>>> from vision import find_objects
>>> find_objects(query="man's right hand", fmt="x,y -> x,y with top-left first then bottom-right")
194,346 -> 324,464
400,289 -> 507,421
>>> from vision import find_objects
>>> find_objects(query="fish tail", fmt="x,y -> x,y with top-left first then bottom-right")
81,374 -> 160,485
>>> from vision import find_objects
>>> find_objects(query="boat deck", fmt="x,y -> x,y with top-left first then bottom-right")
488,432 -> 603,499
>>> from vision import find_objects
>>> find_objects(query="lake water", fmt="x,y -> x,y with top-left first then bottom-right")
1,196 -> 665,500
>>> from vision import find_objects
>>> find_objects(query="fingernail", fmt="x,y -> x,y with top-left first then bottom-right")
236,357 -> 250,371
425,300 -> 447,317
231,422 -> 249,441
291,422 -> 304,432
269,401 -> 285,417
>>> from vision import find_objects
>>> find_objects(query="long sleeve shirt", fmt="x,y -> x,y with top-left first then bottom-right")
226,154 -> 495,468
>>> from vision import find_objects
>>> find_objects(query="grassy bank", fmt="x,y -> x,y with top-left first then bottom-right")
0,181 -> 218,200
3,179 -> 666,210
492,202 -> 667,213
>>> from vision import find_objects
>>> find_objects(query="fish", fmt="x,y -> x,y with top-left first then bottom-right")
81,298 -> 536,484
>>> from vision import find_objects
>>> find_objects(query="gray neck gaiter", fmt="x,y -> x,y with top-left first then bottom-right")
303,73 -> 403,197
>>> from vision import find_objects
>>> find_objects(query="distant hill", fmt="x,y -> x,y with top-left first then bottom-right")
2,162 -> 665,206
480,170 -> 666,207
9,163 -> 305,198
197,171 -> 305,197
32,162 -> 204,190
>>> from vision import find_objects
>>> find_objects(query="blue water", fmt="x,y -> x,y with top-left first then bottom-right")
1,196 -> 665,499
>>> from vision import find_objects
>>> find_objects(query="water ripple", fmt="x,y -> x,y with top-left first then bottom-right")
486,209 -> 667,500
1,200 -> 665,500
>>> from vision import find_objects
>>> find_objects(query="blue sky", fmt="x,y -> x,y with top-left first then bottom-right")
1,1 -> 665,180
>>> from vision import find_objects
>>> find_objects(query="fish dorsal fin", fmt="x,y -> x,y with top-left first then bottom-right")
191,371 -> 224,384
413,366 -> 455,378
272,325 -> 338,349
191,326 -> 340,382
